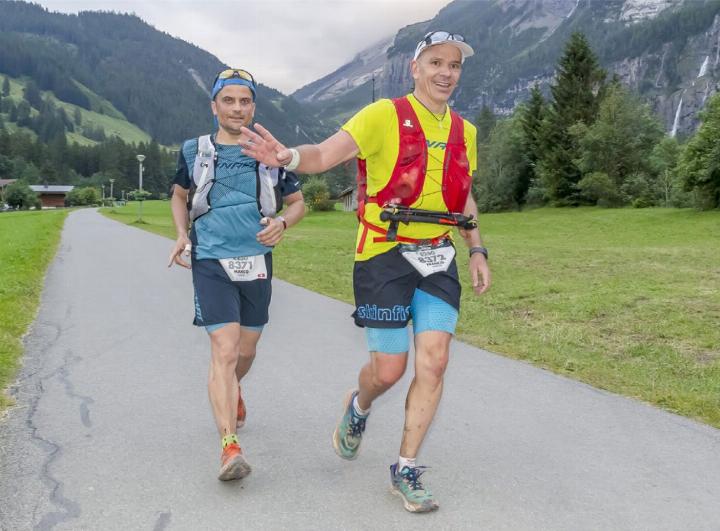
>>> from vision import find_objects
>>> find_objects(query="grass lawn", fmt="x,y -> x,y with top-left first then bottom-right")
103,202 -> 720,428
0,210 -> 68,409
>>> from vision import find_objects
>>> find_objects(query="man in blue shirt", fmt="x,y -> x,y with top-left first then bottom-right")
168,69 -> 305,481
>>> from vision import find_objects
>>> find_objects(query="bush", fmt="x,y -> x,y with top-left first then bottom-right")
66,186 -> 100,206
669,186 -> 694,208
622,173 -> 658,208
302,177 -> 334,211
127,189 -> 152,201
5,181 -> 39,210
578,172 -> 624,207
525,182 -> 548,206
632,197 -> 653,208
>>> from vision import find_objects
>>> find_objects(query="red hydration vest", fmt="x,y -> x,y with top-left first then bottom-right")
356,96 -> 472,250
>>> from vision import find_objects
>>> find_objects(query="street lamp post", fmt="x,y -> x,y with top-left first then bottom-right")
101,184 -> 105,204
136,154 -> 145,222
109,178 -> 115,206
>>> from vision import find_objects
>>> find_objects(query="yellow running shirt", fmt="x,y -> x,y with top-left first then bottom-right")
342,94 -> 477,261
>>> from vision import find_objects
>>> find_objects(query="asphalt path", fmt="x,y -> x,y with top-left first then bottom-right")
1,208 -> 719,531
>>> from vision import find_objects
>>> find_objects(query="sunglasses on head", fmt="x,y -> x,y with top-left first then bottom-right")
213,68 -> 256,87
423,31 -> 465,46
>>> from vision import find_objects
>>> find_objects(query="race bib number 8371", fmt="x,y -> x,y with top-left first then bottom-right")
219,255 -> 267,281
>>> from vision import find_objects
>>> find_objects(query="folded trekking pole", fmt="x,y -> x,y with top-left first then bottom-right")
379,205 -> 477,241
379,206 -> 477,228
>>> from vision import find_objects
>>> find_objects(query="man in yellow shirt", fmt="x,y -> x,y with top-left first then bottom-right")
241,30 -> 491,513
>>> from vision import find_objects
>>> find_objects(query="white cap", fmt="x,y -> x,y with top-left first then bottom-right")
413,31 -> 474,62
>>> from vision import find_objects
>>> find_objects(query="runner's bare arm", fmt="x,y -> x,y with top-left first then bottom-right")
168,185 -> 192,269
239,124 -> 359,173
460,193 -> 490,295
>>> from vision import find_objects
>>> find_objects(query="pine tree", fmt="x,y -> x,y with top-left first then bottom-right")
511,85 -> 547,206
23,79 -> 42,110
16,101 -> 31,127
519,84 -> 546,174
537,32 -> 606,205
8,100 -> 18,122
58,107 -> 73,132
475,105 -> 497,144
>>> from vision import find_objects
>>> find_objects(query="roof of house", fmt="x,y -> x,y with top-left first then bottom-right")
338,186 -> 355,197
29,185 -> 75,194
0,179 -> 17,187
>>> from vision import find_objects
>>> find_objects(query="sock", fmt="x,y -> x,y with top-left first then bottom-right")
398,456 -> 416,471
352,395 -> 370,417
221,433 -> 239,449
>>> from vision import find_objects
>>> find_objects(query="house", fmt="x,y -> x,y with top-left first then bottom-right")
29,184 -> 75,208
337,186 -> 357,212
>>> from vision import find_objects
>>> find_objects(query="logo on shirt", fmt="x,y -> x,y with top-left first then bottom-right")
426,140 -> 448,150
402,119 -> 413,128
216,160 -> 257,170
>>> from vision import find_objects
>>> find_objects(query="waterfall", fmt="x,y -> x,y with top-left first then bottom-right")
567,0 -> 580,19
670,95 -> 684,137
655,46 -> 667,87
698,56 -> 710,78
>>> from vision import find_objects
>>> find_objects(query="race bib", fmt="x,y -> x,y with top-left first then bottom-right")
398,240 -> 456,277
219,255 -> 268,282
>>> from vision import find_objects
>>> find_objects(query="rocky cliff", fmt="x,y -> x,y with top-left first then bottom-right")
294,0 -> 720,136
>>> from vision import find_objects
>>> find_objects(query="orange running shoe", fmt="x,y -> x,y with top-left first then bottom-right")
237,386 -> 246,428
218,443 -> 252,481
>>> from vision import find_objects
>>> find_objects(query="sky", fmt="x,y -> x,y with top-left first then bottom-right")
35,0 -> 452,95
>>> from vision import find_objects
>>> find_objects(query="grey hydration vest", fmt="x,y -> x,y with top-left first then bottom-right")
188,134 -> 283,221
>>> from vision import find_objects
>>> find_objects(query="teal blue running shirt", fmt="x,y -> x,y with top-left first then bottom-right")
173,137 -> 301,260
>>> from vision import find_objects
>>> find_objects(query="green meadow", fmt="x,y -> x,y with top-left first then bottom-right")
103,201 -> 720,427
0,210 -> 67,409
3,76 -> 151,146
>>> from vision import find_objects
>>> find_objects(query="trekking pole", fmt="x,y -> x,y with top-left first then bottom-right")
379,207 -> 477,230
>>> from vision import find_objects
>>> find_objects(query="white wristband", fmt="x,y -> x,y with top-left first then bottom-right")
285,148 -> 301,171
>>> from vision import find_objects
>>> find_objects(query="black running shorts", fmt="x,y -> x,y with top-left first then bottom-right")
191,253 -> 273,328
352,246 -> 461,329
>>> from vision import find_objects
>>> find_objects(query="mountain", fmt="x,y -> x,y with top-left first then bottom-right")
294,36 -> 393,105
293,0 -> 720,137
0,0 -> 327,145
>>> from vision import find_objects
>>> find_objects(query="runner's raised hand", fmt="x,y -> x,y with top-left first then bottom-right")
239,123 -> 292,167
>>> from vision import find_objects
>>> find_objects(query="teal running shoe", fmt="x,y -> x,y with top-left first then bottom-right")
332,389 -> 367,460
389,463 -> 439,513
